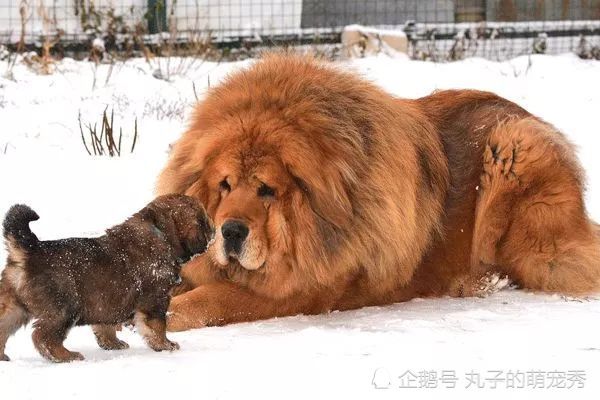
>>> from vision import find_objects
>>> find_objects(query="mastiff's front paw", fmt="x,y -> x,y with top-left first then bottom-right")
166,293 -> 208,332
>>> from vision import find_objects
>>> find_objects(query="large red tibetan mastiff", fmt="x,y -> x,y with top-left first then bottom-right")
158,54 -> 600,331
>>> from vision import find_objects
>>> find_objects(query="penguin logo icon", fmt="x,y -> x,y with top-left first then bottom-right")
372,367 -> 392,389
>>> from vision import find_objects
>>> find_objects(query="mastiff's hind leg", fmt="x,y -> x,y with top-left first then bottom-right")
472,117 -> 600,295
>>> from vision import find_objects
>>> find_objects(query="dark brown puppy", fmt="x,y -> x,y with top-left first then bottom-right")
0,194 -> 214,362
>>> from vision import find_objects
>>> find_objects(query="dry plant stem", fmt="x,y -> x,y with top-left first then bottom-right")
78,113 -> 92,156
131,119 -> 138,153
192,82 -> 199,101
18,1 -> 29,53
80,109 -> 138,157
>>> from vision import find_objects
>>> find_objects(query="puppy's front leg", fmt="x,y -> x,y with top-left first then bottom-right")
134,309 -> 179,352
92,324 -> 129,350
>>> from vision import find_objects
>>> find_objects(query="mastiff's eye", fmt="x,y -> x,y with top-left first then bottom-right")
257,183 -> 275,198
219,179 -> 231,192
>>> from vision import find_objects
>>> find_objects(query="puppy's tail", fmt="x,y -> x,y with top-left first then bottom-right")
3,204 -> 40,251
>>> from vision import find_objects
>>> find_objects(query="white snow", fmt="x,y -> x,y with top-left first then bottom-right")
1,53 -> 600,399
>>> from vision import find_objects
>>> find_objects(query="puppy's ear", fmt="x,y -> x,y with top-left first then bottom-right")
140,204 -> 177,240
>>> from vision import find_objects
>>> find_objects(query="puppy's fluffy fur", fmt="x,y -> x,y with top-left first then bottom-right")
0,194 -> 213,362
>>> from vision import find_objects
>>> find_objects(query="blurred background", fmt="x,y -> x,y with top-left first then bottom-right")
0,0 -> 599,61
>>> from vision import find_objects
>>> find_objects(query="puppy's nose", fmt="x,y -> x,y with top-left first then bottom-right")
222,220 -> 249,255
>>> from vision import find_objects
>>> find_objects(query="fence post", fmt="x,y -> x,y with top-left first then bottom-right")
455,0 -> 487,22
147,0 -> 168,33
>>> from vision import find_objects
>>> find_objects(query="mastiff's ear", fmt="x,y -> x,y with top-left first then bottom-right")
156,132 -> 216,197
293,173 -> 353,232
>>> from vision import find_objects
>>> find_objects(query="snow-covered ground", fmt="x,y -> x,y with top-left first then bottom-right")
0,53 -> 599,399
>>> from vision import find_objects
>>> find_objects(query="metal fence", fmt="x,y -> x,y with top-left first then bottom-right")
0,1 -> 599,60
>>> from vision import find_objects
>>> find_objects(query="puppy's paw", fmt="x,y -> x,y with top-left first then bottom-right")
150,339 -> 180,352
1,354 -> 10,362
93,324 -> 130,350
97,338 -> 129,351
52,351 -> 85,363
165,340 -> 180,351
69,351 -> 85,362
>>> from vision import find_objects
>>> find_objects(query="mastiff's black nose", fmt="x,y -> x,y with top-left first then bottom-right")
222,220 -> 249,255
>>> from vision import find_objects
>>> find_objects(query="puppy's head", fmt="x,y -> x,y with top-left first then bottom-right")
141,194 -> 215,264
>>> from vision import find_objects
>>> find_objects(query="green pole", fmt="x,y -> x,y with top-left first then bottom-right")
147,0 -> 167,33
